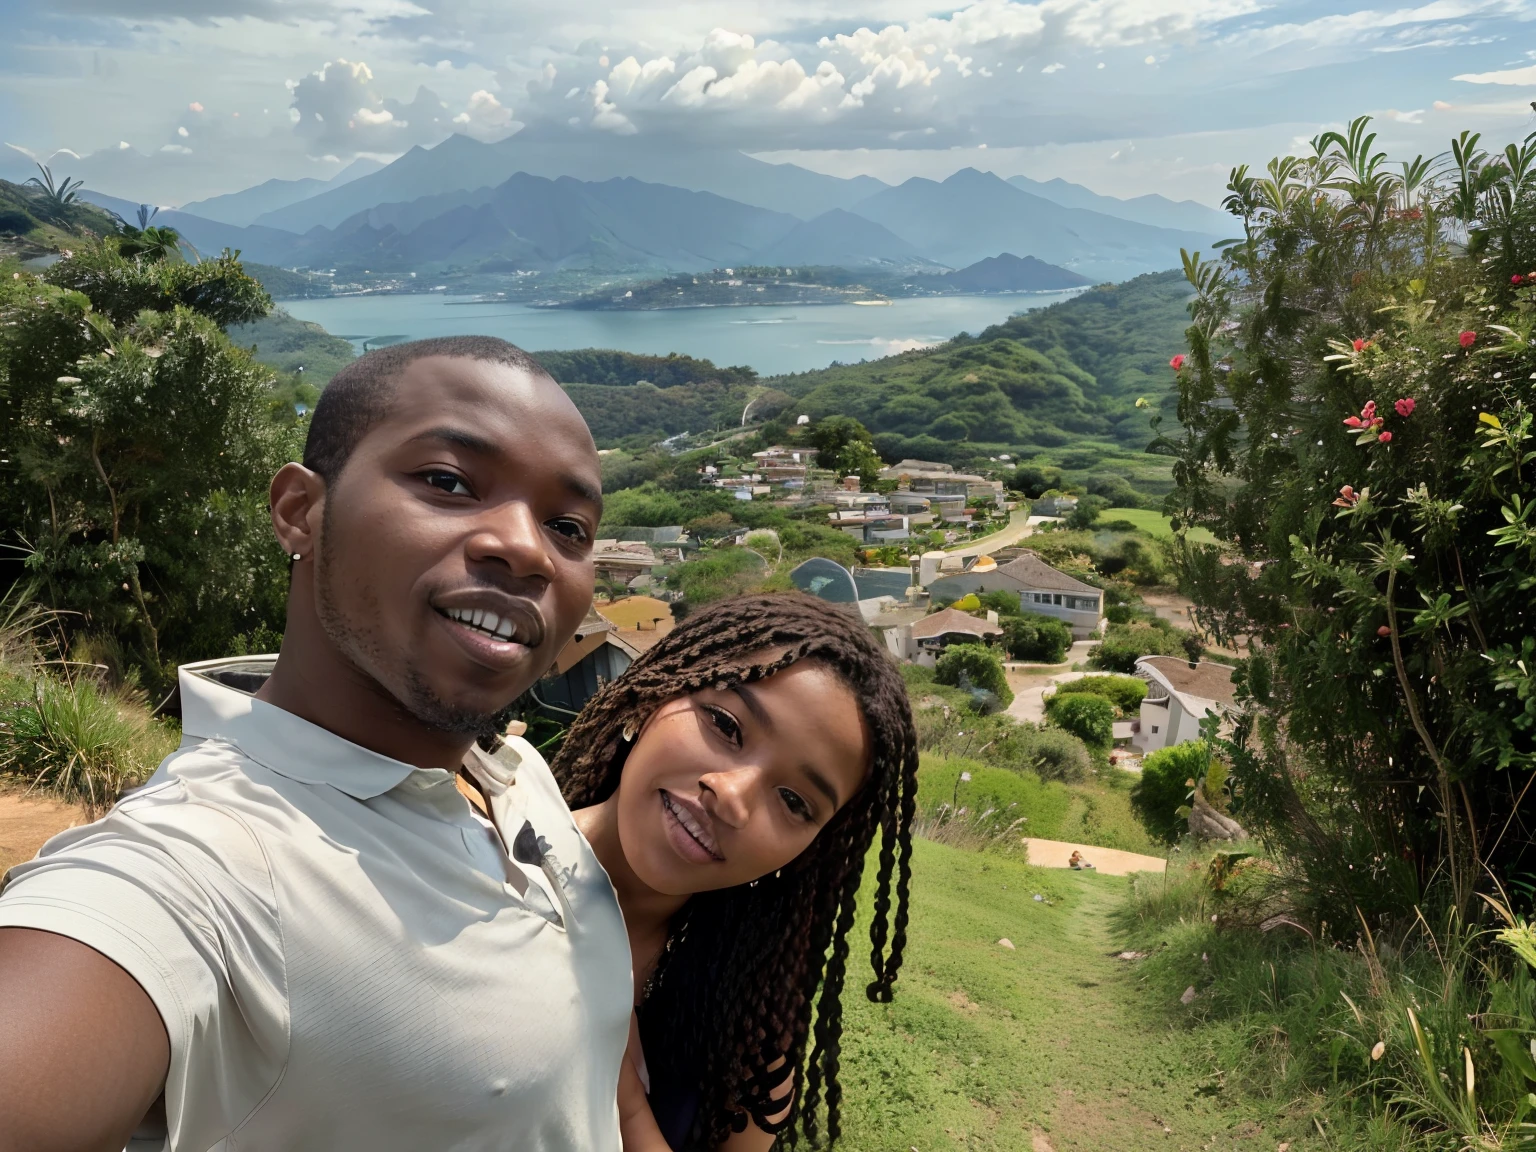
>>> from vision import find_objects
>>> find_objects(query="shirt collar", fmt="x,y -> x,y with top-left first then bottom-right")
178,656 -> 422,801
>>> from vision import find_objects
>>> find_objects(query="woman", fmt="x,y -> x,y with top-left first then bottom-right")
552,592 -> 918,1151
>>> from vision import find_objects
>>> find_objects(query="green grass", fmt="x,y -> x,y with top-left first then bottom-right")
1101,507 -> 1218,545
920,755 -> 1160,856
835,839 -> 1311,1150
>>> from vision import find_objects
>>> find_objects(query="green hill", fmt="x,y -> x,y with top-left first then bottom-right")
776,269 -> 1192,455
0,178 -> 121,261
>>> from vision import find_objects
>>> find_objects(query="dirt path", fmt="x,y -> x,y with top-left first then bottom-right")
1022,837 -> 1166,876
838,839 -> 1293,1151
947,513 -> 1060,558
0,790 -> 87,876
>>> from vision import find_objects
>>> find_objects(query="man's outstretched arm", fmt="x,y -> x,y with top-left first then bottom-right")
0,928 -> 169,1152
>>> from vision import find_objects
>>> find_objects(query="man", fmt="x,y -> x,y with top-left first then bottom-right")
0,337 -> 630,1152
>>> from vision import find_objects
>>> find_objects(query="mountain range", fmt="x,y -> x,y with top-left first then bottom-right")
72,132 -> 1224,282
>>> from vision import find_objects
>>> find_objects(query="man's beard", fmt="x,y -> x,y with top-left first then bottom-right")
314,532 -> 501,742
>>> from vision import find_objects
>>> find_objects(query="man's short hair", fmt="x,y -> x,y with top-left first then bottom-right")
302,336 -> 551,484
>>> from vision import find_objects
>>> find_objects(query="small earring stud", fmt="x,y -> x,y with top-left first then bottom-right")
621,721 -> 637,742
291,552 -> 302,561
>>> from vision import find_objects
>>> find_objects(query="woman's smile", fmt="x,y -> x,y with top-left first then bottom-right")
659,790 -> 724,864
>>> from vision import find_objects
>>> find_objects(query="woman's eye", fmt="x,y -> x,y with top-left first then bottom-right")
779,788 -> 813,822
422,470 -> 472,497
702,704 -> 742,746
548,518 -> 589,544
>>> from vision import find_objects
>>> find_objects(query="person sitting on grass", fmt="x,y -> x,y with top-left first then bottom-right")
551,593 -> 919,1151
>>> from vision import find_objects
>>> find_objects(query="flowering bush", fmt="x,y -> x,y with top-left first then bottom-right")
1156,116 -> 1536,923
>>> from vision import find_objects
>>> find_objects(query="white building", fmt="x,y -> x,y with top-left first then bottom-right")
1131,656 -> 1237,753
925,551 -> 1105,638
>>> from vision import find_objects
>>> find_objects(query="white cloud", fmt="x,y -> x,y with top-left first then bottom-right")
591,79 -> 637,134
451,89 -> 516,141
1382,107 -> 1425,123
1042,61 -> 1064,73
289,57 -> 449,151
1455,63 -> 1536,85
177,126 -> 188,137
160,143 -> 192,154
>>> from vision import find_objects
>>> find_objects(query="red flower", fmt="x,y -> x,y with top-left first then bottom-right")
1514,274 -> 1525,285
1459,330 -> 1477,348
1344,400 -> 1379,430
1378,625 -> 1392,637
1333,485 -> 1359,507
1394,397 -> 1415,417
1352,338 -> 1372,352
1377,431 -> 1393,444
1169,354 -> 1186,370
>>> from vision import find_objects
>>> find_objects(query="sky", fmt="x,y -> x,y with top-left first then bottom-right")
3,0 -> 1536,208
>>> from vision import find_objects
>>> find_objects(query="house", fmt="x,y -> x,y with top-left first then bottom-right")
867,602 -> 931,661
750,447 -> 809,486
1131,657 -> 1237,753
591,540 -> 662,586
534,606 -> 641,716
1032,495 -> 1078,517
828,510 -> 913,543
925,551 -> 1105,638
880,458 -> 1005,505
907,607 -> 1004,667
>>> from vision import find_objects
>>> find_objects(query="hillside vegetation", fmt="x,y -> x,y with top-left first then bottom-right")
0,177 -> 121,261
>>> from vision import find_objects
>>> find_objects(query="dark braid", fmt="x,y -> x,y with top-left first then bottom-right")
552,592 -> 919,1149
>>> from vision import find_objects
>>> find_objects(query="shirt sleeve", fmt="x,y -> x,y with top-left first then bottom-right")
0,774 -> 289,1150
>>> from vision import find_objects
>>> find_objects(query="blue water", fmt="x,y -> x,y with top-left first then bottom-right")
282,291 -> 1082,377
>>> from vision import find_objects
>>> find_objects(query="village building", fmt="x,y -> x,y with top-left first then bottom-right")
1131,656 -> 1237,753
880,458 -> 1006,506
533,606 -> 642,716
905,607 -> 1004,666
925,551 -> 1105,638
750,446 -> 810,486
590,540 -> 663,587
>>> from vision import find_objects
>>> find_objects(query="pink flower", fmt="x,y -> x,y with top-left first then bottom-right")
1394,397 -> 1415,417
1170,354 -> 1186,370
1378,625 -> 1392,637
1459,330 -> 1477,348
1514,274 -> 1525,285
1377,431 -> 1393,444
1333,485 -> 1359,507
1344,400 -> 1380,430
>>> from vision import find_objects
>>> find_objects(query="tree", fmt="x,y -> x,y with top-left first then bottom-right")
1053,674 -> 1148,714
1044,691 -> 1114,747
1001,613 -> 1072,663
0,246 -> 293,690
1066,494 -> 1109,529
934,644 -> 1013,707
1007,463 -> 1062,498
24,164 -> 84,222
1131,741 -> 1212,845
1087,621 -> 1185,673
807,415 -> 883,487
1158,115 -> 1536,918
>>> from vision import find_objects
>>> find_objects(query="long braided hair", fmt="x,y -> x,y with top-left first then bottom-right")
552,592 -> 918,1149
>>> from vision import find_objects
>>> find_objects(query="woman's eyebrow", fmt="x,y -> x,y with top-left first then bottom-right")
731,682 -> 773,729
800,766 -> 841,810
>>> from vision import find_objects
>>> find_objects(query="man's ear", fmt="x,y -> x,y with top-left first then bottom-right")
270,463 -> 326,560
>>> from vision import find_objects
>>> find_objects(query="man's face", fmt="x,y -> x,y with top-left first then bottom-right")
311,355 -> 601,734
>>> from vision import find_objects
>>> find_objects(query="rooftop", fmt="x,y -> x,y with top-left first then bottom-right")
995,551 -> 1099,594
910,607 -> 1005,641
1138,657 -> 1237,709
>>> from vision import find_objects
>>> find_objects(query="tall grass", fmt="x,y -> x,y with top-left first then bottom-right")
0,585 -> 176,816
1115,853 -> 1536,1149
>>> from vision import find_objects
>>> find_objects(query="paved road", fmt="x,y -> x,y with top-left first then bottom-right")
947,512 -> 1062,558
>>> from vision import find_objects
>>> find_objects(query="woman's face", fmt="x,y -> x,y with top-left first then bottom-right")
613,661 -> 871,896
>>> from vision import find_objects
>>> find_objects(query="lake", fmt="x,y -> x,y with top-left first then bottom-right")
282,291 -> 1083,377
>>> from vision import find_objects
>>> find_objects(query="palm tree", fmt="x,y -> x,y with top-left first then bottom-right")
24,163 -> 85,227
113,204 -> 197,263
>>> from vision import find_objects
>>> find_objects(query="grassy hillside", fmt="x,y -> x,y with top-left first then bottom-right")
775,270 -> 1191,455
228,308 -> 358,384
0,178 -> 121,261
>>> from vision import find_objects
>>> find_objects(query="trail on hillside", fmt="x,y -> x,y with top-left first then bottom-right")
837,840 -> 1294,1151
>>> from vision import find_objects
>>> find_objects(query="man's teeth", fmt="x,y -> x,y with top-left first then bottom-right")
446,607 -> 517,641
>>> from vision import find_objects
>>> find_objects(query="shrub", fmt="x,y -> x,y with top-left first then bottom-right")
1019,726 -> 1093,782
1130,740 -> 1210,845
934,644 -> 1012,707
977,589 -> 1021,616
0,673 -> 177,816
951,592 -> 982,613
1044,691 -> 1114,747
1053,674 -> 1148,715
1087,620 -> 1186,673
1001,612 -> 1072,663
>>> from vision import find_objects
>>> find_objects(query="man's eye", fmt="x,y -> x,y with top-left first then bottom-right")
701,704 -> 742,746
779,788 -> 813,822
422,470 -> 472,497
548,518 -> 590,544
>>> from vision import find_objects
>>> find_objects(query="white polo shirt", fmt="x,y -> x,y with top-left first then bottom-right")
0,656 -> 631,1152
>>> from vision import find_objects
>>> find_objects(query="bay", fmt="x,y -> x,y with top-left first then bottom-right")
282,291 -> 1083,377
